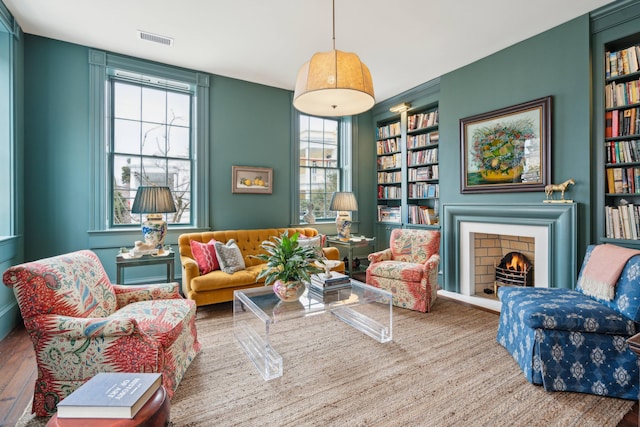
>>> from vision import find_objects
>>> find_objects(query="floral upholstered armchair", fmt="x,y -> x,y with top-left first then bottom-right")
2,250 -> 201,416
366,229 -> 440,312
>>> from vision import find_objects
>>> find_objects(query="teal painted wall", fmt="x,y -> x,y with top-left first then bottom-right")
209,76 -> 294,229
0,14 -> 23,340
354,112 -> 376,239
437,15 -> 592,289
0,11 -> 613,338
24,37 -> 91,260
19,35 -> 374,266
370,15 -> 593,291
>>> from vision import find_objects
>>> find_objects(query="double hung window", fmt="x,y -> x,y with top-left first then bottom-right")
109,74 -> 193,226
298,115 -> 341,222
89,50 -> 209,232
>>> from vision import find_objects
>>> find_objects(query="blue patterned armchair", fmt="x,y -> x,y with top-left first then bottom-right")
497,244 -> 640,400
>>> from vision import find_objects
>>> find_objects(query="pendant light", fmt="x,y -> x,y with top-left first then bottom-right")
293,0 -> 375,117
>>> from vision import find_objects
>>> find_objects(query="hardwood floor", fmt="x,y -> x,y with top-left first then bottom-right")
0,323 -> 36,427
0,321 -> 637,427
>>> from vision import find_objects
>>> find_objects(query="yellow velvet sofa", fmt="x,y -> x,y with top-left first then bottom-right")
178,228 -> 344,306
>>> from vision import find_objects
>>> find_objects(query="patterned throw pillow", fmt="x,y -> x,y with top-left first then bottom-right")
214,239 -> 246,274
298,235 -> 323,257
190,239 -> 220,274
298,234 -> 322,248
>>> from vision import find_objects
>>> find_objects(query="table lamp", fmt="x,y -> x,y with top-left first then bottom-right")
330,192 -> 358,240
131,186 -> 177,250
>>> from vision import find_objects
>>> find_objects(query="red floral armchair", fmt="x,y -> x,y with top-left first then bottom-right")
366,229 -> 440,312
2,250 -> 201,416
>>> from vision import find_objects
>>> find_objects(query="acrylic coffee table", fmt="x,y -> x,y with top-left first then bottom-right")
233,280 -> 393,381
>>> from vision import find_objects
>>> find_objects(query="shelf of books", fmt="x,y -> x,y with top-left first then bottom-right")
406,107 -> 439,227
376,119 -> 402,224
603,39 -> 640,243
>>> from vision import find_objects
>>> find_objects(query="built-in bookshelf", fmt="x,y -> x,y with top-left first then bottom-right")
374,105 -> 440,227
376,120 -> 402,223
406,108 -> 439,226
603,39 -> 640,242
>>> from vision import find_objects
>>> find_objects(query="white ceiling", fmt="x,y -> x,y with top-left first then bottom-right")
4,0 -> 615,103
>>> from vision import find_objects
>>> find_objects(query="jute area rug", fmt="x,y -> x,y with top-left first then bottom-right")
17,298 -> 634,427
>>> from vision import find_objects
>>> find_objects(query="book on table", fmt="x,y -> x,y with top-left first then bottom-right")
310,273 -> 350,286
56,372 -> 162,419
312,272 -> 349,283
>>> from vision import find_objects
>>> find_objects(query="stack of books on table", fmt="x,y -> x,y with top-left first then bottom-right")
308,286 -> 352,303
309,272 -> 351,292
56,372 -> 162,419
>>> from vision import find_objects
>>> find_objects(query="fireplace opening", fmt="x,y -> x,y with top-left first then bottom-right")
493,251 -> 533,293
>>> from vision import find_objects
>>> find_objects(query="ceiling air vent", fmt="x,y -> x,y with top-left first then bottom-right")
137,30 -> 173,47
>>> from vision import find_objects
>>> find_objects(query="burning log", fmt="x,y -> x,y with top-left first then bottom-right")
495,251 -> 533,288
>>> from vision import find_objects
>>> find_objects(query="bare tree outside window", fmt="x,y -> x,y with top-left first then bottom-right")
110,79 -> 193,227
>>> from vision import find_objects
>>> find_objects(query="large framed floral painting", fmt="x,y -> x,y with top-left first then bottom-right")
460,96 -> 551,193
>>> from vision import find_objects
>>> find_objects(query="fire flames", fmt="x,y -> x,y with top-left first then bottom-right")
506,253 -> 526,271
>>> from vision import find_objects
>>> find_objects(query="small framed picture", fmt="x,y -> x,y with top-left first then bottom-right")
232,166 -> 273,194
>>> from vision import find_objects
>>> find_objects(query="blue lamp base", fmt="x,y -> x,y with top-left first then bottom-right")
142,214 -> 167,249
335,213 -> 352,240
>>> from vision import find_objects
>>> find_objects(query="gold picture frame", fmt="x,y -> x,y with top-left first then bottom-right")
232,166 -> 273,194
460,96 -> 552,193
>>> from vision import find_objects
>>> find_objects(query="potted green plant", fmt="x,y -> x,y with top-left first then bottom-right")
254,231 -> 324,302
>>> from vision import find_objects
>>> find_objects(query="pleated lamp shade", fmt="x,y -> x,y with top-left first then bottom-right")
131,186 -> 177,214
131,186 -> 177,250
329,191 -> 358,240
329,191 -> 358,212
293,49 -> 375,117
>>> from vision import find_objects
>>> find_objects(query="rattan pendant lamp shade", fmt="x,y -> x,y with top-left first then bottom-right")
293,0 -> 375,117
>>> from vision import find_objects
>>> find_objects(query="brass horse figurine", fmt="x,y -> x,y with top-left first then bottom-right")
545,178 -> 575,201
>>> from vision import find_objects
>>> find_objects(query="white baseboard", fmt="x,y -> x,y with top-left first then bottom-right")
438,289 -> 502,313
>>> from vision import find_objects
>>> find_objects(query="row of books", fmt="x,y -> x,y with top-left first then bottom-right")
408,111 -> 438,131
376,137 -> 400,155
605,139 -> 640,164
605,204 -> 640,240
606,167 -> 640,194
377,170 -> 401,184
377,185 -> 401,199
408,148 -> 438,166
408,165 -> 439,181
605,79 -> 640,108
408,183 -> 439,199
376,122 -> 401,140
377,205 -> 400,222
606,45 -> 640,78
407,132 -> 439,150
377,153 -> 401,170
605,108 -> 640,138
407,206 -> 438,225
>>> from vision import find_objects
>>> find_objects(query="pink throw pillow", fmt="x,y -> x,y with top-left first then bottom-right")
190,239 -> 220,274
